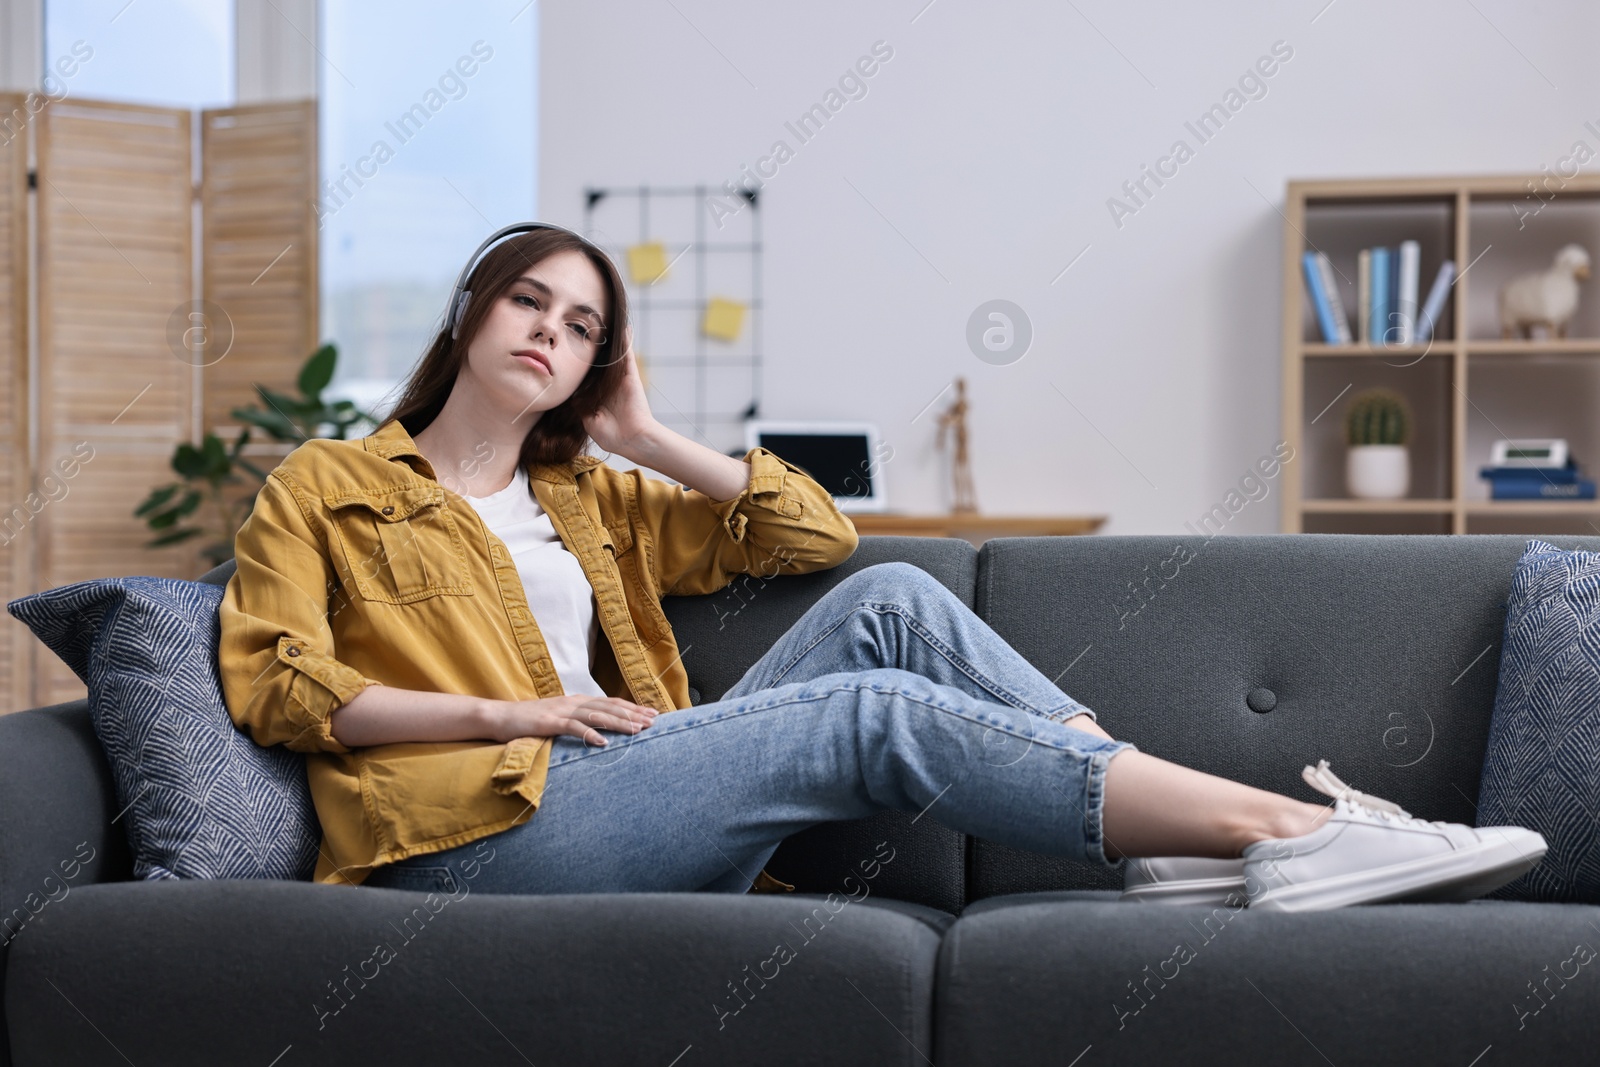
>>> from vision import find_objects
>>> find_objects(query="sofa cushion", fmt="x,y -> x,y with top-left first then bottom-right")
6,577 -> 320,881
4,880 -> 942,1065
936,894 -> 1600,1066
1478,538 -> 1600,902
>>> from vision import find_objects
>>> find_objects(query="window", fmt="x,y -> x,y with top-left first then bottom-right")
317,0 -> 538,423
44,0 -> 234,110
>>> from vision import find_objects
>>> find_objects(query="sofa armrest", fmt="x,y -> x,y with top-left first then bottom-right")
0,700 -> 131,926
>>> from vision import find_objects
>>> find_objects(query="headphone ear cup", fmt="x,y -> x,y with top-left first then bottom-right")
450,290 -> 472,340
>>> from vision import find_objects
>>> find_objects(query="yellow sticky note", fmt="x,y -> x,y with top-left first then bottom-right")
701,297 -> 746,342
627,242 -> 670,285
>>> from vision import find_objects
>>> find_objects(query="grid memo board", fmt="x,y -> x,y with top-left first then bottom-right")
583,185 -> 762,458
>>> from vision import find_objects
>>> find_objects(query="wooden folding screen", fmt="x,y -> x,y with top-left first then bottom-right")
196,101 -> 316,626
2,96 -> 316,710
200,101 -> 319,436
0,94 -> 30,716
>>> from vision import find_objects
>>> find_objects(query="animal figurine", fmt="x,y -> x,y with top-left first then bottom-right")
1499,243 -> 1591,339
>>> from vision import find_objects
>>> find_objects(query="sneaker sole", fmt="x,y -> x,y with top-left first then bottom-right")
1248,828 -> 1547,913
1120,876 -> 1249,907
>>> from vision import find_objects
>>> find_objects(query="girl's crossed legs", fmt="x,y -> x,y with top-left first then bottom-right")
363,562 -> 1327,895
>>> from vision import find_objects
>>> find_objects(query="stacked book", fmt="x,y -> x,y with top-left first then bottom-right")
1479,457 -> 1596,500
1302,242 -> 1456,345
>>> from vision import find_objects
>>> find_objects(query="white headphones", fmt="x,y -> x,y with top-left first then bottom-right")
445,221 -> 589,341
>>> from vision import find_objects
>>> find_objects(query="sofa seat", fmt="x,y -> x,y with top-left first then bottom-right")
935,893 -> 1600,1065
4,879 -> 947,1065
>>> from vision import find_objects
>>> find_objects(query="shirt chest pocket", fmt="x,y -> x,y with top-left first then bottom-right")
323,485 -> 474,604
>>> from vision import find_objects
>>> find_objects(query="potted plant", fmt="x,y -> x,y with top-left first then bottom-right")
135,343 -> 380,569
1345,387 -> 1411,500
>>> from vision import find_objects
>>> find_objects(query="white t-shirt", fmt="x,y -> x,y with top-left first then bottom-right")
463,464 -> 607,698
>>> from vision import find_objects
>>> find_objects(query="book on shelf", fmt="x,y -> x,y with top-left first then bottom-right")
1301,251 -> 1352,343
1357,248 -> 1371,341
1483,479 -> 1596,500
1302,252 -> 1335,342
1302,242 -> 1455,347
1316,254 -> 1352,344
1481,467 -> 1583,485
1369,247 -> 1390,344
1480,457 -> 1593,499
1396,240 -> 1420,345
1414,260 -> 1456,344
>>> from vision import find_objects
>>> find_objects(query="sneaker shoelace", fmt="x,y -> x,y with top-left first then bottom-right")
1301,759 -> 1451,829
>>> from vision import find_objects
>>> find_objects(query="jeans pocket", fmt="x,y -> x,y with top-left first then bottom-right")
365,862 -> 461,894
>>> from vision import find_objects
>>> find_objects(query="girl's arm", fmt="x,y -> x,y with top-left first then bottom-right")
627,422 -> 753,502
583,332 -> 859,597
327,683 -> 498,747
219,470 -> 379,754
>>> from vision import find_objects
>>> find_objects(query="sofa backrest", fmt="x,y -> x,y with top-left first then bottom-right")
967,532 -> 1600,900
12,532 -> 1590,916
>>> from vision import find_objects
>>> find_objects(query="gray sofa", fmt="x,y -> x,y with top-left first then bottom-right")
3,532 -> 1597,1065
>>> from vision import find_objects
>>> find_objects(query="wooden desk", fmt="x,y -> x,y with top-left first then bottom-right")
846,513 -> 1107,546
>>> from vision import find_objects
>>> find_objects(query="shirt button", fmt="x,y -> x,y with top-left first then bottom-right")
287,647 -> 300,657
382,505 -> 395,515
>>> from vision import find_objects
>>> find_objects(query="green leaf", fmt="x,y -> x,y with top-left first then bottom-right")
257,385 -> 313,417
148,528 -> 201,547
172,443 -> 208,479
201,434 -> 227,472
135,484 -> 182,517
176,489 -> 204,517
298,343 -> 337,400
235,406 -> 300,441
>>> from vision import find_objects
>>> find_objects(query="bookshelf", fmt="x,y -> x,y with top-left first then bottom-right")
1281,174 -> 1600,535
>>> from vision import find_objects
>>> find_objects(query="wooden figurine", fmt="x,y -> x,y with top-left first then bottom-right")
936,377 -> 979,514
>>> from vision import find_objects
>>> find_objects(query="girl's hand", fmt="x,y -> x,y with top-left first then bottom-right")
484,693 -> 660,747
583,325 -> 661,457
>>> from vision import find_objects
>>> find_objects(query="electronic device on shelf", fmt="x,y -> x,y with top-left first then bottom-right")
743,420 -> 887,513
1489,438 -> 1570,469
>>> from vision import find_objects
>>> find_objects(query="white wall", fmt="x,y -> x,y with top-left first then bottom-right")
539,0 -> 1600,533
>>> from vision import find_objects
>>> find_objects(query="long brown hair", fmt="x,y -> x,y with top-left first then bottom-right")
381,228 -> 631,467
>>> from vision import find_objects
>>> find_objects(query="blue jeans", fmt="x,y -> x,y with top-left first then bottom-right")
361,561 -> 1138,895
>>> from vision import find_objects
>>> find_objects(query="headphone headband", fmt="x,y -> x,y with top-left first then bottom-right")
445,221 -> 588,340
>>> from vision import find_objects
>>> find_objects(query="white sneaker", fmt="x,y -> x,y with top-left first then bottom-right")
1120,856 -> 1249,906
1244,760 -> 1547,913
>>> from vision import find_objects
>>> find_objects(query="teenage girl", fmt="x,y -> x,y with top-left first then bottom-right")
233,224 -> 1543,911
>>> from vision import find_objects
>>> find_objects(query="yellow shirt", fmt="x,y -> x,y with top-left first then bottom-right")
217,417 -> 860,889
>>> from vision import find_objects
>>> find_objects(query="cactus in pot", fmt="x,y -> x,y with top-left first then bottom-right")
1345,387 -> 1412,499
1346,388 -> 1411,447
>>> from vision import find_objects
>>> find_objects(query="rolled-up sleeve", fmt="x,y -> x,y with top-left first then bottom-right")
636,446 -> 859,597
218,469 -> 376,754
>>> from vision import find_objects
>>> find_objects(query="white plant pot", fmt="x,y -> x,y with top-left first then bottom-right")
1346,445 -> 1410,500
